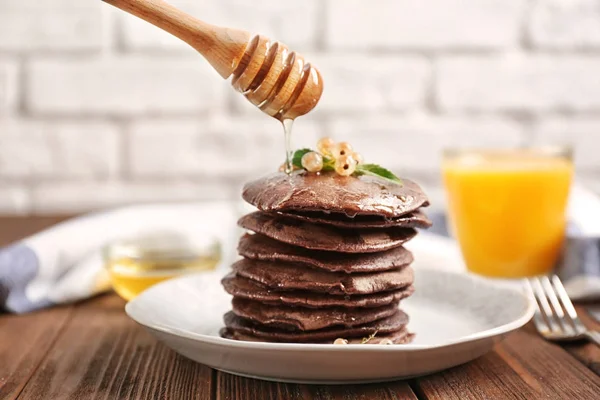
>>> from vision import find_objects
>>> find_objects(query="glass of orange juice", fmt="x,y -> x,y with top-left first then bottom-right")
442,146 -> 573,278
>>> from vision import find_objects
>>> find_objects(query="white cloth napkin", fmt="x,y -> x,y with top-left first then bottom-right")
558,184 -> 600,300
0,202 -> 241,313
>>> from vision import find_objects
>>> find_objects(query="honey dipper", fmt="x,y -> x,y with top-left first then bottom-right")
102,0 -> 324,120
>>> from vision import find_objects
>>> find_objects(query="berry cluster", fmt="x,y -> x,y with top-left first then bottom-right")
301,137 -> 364,176
284,138 -> 402,183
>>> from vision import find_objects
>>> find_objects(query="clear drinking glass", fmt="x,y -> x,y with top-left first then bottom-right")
442,146 -> 573,278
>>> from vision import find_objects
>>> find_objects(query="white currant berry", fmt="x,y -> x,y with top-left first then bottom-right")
301,151 -> 324,172
317,137 -> 335,156
353,152 -> 364,164
333,338 -> 349,345
335,155 -> 357,176
331,142 -> 353,159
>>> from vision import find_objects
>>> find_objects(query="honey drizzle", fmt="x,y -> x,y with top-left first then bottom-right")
283,118 -> 294,174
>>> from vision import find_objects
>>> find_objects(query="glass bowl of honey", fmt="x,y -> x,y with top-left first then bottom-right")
103,231 -> 221,301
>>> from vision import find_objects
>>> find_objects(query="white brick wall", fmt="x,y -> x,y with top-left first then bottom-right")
0,0 -> 599,214
30,181 -> 235,214
0,59 -> 18,114
121,0 -> 320,52
533,118 -> 600,170
27,57 -> 225,115
128,117 -> 321,179
437,55 -> 600,112
529,0 -> 600,49
0,120 -> 119,179
329,115 -> 526,174
0,1 -> 103,51
326,0 -> 524,50
311,55 -> 430,115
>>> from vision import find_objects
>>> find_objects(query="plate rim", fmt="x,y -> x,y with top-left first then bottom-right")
125,267 -> 535,352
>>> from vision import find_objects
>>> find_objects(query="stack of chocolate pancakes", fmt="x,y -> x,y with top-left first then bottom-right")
221,171 -> 430,344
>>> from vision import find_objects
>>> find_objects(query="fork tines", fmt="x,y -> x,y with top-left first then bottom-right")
525,275 -> 586,339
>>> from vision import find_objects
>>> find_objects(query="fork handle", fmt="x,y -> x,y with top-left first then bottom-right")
584,331 -> 600,347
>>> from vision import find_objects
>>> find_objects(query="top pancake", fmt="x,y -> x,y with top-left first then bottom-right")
242,171 -> 429,218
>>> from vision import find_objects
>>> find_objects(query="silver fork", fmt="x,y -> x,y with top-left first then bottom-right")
525,275 -> 600,346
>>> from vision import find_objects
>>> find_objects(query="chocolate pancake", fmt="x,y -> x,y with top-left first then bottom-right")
232,259 -> 414,295
242,171 -> 429,218
273,209 -> 432,229
238,234 -> 413,273
223,273 -> 414,308
238,212 -> 416,253
222,310 -> 409,342
231,298 -> 398,331
222,327 -> 414,344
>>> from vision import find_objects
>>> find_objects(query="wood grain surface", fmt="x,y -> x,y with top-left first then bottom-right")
17,295 -> 213,400
0,216 -> 74,399
0,305 -> 73,399
412,327 -> 600,399
563,307 -> 600,376
1,216 -> 599,400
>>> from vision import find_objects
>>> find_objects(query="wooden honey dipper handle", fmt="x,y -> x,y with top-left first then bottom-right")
102,0 -> 250,78
102,0 -> 323,120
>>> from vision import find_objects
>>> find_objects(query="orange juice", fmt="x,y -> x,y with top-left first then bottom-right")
443,148 -> 573,278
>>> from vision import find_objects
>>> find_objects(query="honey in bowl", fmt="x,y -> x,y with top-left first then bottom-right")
104,232 -> 221,301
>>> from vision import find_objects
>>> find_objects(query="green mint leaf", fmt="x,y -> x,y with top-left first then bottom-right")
291,148 -> 313,169
356,164 -> 402,184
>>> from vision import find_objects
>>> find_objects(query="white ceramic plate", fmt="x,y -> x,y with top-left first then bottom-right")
126,268 -> 534,384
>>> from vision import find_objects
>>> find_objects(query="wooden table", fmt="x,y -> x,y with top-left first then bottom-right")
1,216 -> 600,400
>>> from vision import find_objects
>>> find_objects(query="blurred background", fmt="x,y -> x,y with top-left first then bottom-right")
1,0 -> 599,215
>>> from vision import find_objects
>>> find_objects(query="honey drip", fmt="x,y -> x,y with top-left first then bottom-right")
230,35 -> 322,174
283,118 -> 294,174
